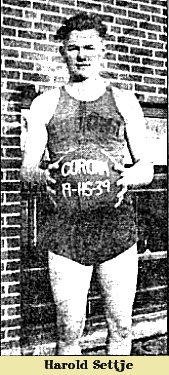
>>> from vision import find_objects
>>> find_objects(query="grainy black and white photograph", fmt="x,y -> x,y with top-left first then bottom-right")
1,0 -> 167,357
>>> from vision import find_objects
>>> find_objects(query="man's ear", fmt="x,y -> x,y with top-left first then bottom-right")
59,45 -> 64,56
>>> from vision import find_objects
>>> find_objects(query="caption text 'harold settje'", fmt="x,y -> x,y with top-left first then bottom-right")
44,359 -> 133,372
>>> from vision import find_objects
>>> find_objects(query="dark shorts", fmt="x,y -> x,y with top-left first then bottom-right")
37,191 -> 137,266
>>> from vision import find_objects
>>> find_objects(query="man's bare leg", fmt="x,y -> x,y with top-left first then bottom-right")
48,251 -> 93,355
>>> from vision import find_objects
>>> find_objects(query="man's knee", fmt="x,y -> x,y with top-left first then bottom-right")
107,319 -> 132,341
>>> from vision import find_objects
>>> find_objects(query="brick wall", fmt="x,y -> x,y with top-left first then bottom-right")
1,0 -> 167,355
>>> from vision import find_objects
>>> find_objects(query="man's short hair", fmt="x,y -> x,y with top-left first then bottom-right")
55,12 -> 107,41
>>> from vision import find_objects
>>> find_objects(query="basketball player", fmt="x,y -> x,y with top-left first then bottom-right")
21,13 -> 154,355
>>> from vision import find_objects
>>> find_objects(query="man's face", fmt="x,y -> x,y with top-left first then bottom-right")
63,29 -> 104,81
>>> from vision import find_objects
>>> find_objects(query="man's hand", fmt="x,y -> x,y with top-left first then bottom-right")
44,168 -> 57,207
112,162 -> 128,208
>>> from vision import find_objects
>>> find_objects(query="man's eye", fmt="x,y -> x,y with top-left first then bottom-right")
67,46 -> 78,51
84,46 -> 95,50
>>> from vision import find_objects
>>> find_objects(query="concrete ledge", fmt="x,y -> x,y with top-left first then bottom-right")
27,310 -> 167,356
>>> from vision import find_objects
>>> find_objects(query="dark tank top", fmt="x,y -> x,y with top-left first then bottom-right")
46,85 -> 126,166
38,85 -> 137,264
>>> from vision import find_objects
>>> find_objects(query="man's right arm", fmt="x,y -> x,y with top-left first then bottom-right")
21,88 -> 60,185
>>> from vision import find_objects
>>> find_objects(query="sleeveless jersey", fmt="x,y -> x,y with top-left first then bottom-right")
37,85 -> 137,265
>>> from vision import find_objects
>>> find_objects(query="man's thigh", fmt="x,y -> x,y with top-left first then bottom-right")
97,244 -> 138,323
48,251 -> 93,327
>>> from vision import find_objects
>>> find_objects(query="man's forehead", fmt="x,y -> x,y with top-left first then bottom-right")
66,29 -> 102,44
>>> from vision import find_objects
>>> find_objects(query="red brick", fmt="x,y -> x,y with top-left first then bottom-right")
2,114 -> 21,123
1,27 -> 16,36
142,58 -> 164,67
107,62 -> 130,71
1,70 -> 20,79
6,216 -> 20,226
152,15 -> 167,24
7,103 -> 21,113
6,260 -> 20,271
140,4 -> 161,14
41,13 -> 63,24
118,36 -> 140,45
147,32 -> 157,40
106,44 -> 128,53
142,40 -> 164,49
1,227 -> 21,237
110,26 -> 121,34
139,22 -> 161,32
1,309 -> 5,316
123,28 -> 145,38
34,42 -> 58,53
132,66 -> 154,75
1,262 -> 5,272
105,52 -> 116,61
3,0 -> 31,7
1,317 -> 21,327
155,51 -> 167,59
2,250 -> 21,260
119,55 -> 140,64
1,202 -> 21,213
34,22 -> 57,33
7,328 -> 20,338
22,72 -> 50,82
128,10 -> 150,21
135,84 -> 156,93
3,17 -> 32,29
49,0 -> 74,4
18,30 -> 46,40
6,193 -> 21,203
3,38 -> 31,49
21,51 -> 48,61
7,238 -> 20,248
1,181 -> 21,192
2,285 -> 5,294
2,49 -> 19,58
5,148 -> 21,158
121,74 -> 142,82
155,69 -> 167,76
103,5 -> 126,15
6,170 -> 20,181
2,92 -> 22,102
1,331 -> 6,340
25,10 -> 37,19
77,1 -> 101,11
116,18 -> 137,27
61,7 -> 77,15
1,296 -> 20,305
116,0 -> 138,9
158,87 -> 167,95
144,77 -> 165,85
147,95 -> 167,104
151,0 -> 166,5
159,34 -> 167,42
130,47 -> 152,57
1,273 -> 20,283
2,137 -> 20,146
33,2 -> 60,13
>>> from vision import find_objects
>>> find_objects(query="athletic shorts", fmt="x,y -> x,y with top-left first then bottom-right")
37,191 -> 137,266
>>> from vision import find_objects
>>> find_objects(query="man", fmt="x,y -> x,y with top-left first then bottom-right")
21,12 -> 153,355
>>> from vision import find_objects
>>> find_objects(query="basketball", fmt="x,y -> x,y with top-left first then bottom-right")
49,144 -> 122,211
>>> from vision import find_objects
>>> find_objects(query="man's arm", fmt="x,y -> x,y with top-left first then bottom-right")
21,88 -> 60,185
113,87 -> 154,186
112,87 -> 154,207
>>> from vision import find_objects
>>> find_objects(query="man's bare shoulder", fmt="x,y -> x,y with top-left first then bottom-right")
110,84 -> 143,121
31,87 -> 60,111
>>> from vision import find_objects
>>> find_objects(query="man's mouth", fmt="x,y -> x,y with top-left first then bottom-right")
76,63 -> 91,68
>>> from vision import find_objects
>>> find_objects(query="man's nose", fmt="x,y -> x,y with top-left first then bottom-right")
77,47 -> 86,60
